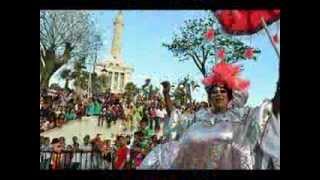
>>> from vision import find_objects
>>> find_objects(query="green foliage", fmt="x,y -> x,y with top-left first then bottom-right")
40,11 -> 102,88
162,13 -> 261,77
124,82 -> 139,103
172,75 -> 199,105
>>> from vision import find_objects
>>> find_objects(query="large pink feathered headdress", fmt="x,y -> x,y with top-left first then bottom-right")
202,62 -> 250,92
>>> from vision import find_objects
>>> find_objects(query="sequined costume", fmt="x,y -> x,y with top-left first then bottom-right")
138,91 -> 280,169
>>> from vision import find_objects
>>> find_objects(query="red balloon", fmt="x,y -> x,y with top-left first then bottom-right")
215,10 -> 280,35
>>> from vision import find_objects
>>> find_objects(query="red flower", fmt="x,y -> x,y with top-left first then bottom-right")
244,48 -> 254,59
204,28 -> 215,41
272,33 -> 279,44
217,48 -> 225,59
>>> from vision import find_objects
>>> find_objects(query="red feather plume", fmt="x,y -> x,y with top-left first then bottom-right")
202,62 -> 250,91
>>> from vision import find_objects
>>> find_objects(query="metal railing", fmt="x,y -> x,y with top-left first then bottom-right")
40,150 -> 113,170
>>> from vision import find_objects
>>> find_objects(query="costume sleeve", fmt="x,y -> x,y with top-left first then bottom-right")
242,100 -> 280,169
231,90 -> 249,108
163,109 -> 196,141
259,113 -> 280,169
137,141 -> 180,169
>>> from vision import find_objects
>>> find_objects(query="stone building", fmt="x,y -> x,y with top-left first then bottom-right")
95,11 -> 134,94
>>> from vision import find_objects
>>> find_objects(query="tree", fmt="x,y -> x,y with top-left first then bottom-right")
40,11 -> 102,88
60,69 -> 72,90
172,83 -> 187,106
91,72 -> 101,95
49,83 -> 61,90
162,13 -> 261,78
72,57 -> 87,93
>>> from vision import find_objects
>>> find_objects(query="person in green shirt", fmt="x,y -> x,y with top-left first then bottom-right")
86,98 -> 95,116
93,98 -> 102,116
65,107 -> 77,121
132,104 -> 143,130
138,117 -> 154,139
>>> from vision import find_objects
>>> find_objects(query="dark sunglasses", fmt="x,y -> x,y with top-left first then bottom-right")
212,89 -> 227,94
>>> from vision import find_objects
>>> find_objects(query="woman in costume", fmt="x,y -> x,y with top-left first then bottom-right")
138,61 -> 280,169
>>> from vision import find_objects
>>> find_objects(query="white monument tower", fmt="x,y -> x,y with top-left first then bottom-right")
96,11 -> 134,94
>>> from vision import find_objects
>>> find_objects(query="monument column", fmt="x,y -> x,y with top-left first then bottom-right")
111,11 -> 124,61
117,71 -> 121,91
110,72 -> 114,91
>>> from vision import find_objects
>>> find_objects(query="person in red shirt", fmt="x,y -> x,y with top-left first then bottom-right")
114,136 -> 129,170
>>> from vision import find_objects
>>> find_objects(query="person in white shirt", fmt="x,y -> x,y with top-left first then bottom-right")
155,104 -> 167,132
71,143 -> 81,170
40,137 -> 51,170
80,135 -> 93,170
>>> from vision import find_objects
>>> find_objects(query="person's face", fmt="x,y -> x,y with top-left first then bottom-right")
152,136 -> 157,142
119,137 -> 126,146
210,85 -> 230,110
106,140 -> 111,147
140,122 -> 147,129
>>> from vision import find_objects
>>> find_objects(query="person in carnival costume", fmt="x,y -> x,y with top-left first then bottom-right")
138,60 -> 280,169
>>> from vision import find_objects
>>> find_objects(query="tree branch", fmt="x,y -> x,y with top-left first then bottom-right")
192,50 -> 206,76
187,52 -> 206,76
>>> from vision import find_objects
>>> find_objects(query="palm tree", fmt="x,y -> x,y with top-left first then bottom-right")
182,76 -> 200,103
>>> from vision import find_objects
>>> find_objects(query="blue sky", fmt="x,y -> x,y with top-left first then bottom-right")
50,10 -> 280,107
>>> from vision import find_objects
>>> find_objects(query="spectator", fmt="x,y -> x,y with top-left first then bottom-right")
40,98 -> 50,119
93,98 -> 102,116
56,114 -> 65,128
106,106 -> 113,128
40,137 -> 51,170
150,135 -> 159,149
98,107 -> 106,127
100,139 -> 112,170
65,107 -> 76,121
59,136 -> 66,150
114,136 -> 129,170
64,145 -> 73,169
149,105 -> 157,130
133,143 -> 144,168
50,138 -> 63,170
91,134 -> 103,169
40,118 -> 50,132
132,103 -> 143,129
138,117 -> 154,139
71,143 -> 81,170
80,135 -> 92,170
48,112 -> 57,129
86,98 -> 95,116
155,104 -> 167,132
